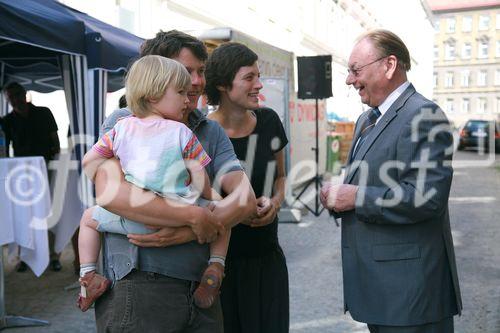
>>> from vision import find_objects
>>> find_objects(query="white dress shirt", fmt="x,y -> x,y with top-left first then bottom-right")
376,81 -> 410,124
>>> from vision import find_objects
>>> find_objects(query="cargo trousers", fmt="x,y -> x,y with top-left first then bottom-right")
95,270 -> 223,333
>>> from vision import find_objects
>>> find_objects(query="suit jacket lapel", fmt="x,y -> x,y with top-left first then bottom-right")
345,112 -> 368,167
345,84 -> 417,184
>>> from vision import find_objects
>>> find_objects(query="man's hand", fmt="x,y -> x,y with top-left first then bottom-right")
250,196 -> 278,228
128,226 -> 195,247
189,207 -> 224,244
212,170 -> 257,228
320,183 -> 358,212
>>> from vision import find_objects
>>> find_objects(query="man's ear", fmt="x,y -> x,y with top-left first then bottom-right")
216,85 -> 227,92
385,55 -> 398,80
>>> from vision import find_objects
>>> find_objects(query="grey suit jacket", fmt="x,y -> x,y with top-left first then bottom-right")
340,84 -> 462,326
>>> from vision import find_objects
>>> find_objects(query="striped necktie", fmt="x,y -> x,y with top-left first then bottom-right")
351,107 -> 381,161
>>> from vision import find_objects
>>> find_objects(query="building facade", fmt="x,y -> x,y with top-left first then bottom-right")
59,0 -> 433,121
44,0 -> 433,152
429,0 -> 500,127
56,0 -> 380,173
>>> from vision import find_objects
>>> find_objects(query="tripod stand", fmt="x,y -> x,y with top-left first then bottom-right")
292,99 -> 325,217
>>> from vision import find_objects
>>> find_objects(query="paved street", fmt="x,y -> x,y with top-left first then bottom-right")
2,151 -> 499,332
283,150 -> 500,333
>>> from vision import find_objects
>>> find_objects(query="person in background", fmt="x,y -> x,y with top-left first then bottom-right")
118,94 -> 127,108
0,117 -> 6,157
2,82 -> 62,272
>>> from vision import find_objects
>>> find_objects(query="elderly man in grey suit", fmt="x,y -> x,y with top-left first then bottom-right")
320,29 -> 462,333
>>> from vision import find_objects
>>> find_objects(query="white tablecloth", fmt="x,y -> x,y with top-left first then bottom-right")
0,157 -> 50,277
51,168 -> 84,254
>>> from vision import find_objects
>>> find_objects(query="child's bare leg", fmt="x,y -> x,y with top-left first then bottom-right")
77,206 -> 111,312
78,207 -> 101,267
208,228 -> 230,269
194,229 -> 230,309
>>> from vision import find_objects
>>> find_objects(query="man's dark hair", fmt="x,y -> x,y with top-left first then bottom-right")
205,42 -> 258,105
140,30 -> 208,61
118,94 -> 127,108
2,82 -> 26,95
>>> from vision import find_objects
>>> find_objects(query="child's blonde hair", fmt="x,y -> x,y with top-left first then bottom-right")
125,55 -> 191,117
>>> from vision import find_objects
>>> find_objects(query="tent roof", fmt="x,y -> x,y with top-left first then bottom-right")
0,0 -> 143,92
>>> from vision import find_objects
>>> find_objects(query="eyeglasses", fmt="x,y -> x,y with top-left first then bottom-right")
347,56 -> 387,77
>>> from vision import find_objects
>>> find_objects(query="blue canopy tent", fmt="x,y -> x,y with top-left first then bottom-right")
0,0 -> 143,137
0,0 -> 143,253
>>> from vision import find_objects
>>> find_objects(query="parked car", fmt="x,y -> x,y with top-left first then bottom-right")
458,119 -> 500,152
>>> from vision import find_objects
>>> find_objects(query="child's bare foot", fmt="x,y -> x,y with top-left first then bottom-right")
77,271 -> 111,312
193,262 -> 224,308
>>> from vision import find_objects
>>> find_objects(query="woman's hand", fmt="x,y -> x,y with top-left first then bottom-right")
127,226 -> 196,247
249,196 -> 278,228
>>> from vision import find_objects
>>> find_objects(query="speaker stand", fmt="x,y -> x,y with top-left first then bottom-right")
293,99 -> 326,217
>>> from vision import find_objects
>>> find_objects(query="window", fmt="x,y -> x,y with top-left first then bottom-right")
433,72 -> 438,88
497,97 -> 500,114
495,69 -> 500,85
478,41 -> 489,59
446,17 -> 456,32
434,45 -> 439,59
497,13 -> 500,29
479,15 -> 490,31
445,44 -> 455,60
462,98 -> 470,113
462,16 -> 472,32
461,70 -> 470,87
462,42 -> 471,59
497,40 -> 500,57
434,19 -> 440,32
477,98 -> 487,113
445,72 -> 454,87
445,99 -> 454,113
477,70 -> 487,86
